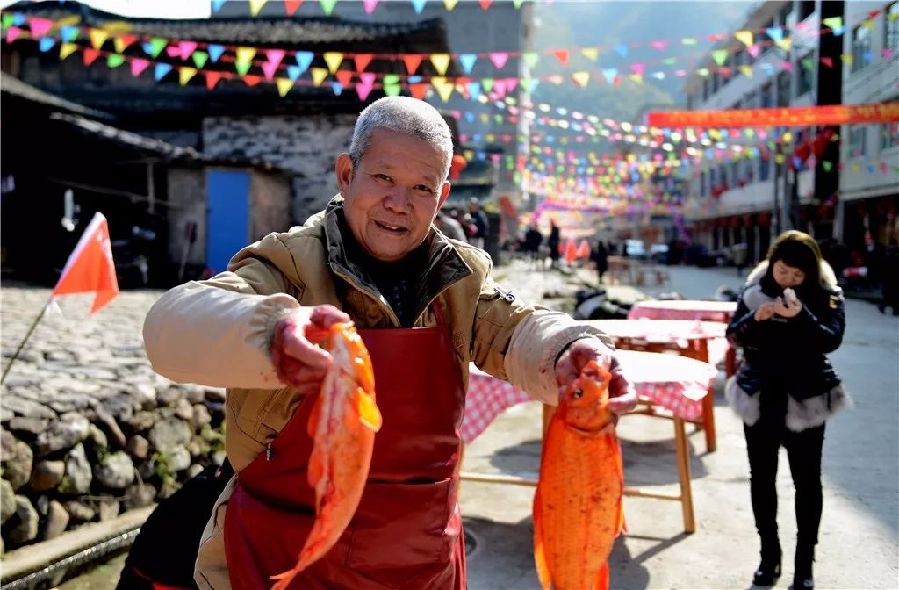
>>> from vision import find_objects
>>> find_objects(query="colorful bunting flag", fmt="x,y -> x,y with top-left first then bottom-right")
276,77 -> 293,97
285,0 -> 303,15
207,44 -> 225,62
311,67 -> 328,86
712,49 -> 728,66
179,67 -> 198,85
249,0 -> 268,16
442,0 -> 457,9
571,71 -> 590,88
523,52 -> 538,68
413,0 -> 428,13
490,52 -> 509,69
295,51 -> 313,73
113,34 -> 136,53
319,0 -> 337,15
458,53 -> 476,74
28,17 -> 54,38
82,48 -> 99,65
131,58 -> 150,76
581,47 -> 599,61
192,51 -> 209,69
553,49 -> 569,66
479,0 -> 493,9
60,42 -> 77,60
154,62 -> 172,81
354,53 -> 373,72
60,25 -> 77,42
735,30 -> 753,47
205,71 -> 222,89
324,52 -> 343,73
431,53 -> 450,75
363,0 -> 379,13
39,37 -> 55,52
403,54 -> 423,75
356,72 -> 376,100
88,28 -> 108,49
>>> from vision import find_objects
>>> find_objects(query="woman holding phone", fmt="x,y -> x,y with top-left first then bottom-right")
725,231 -> 850,590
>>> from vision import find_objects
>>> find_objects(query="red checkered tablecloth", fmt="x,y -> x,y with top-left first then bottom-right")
627,299 -> 737,323
462,350 -> 717,443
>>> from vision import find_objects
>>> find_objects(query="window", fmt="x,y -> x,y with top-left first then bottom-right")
849,126 -> 868,156
796,53 -> 814,96
882,122 -> 899,150
776,71 -> 791,106
851,24 -> 871,73
886,2 -> 899,55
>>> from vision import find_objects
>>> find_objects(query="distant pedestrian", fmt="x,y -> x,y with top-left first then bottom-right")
879,238 -> 899,315
725,230 -> 850,590
467,198 -> 489,250
590,240 -> 609,284
548,220 -> 561,268
434,210 -> 467,242
523,224 -> 544,267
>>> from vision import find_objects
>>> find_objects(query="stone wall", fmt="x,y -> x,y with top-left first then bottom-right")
0,287 -> 224,553
250,170 -> 292,240
202,114 -> 356,223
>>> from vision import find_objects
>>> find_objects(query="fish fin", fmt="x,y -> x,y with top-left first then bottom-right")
270,567 -> 301,590
593,562 -> 610,590
356,388 -> 382,431
533,485 -> 552,590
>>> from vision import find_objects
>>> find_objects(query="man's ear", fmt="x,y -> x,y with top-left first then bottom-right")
335,153 -> 354,193
438,182 -> 451,209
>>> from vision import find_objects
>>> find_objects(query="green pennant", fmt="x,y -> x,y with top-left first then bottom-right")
822,161 -> 833,172
148,38 -> 167,58
192,51 -> 209,69
2,13 -> 14,28
522,52 -> 538,68
802,57 -> 813,70
106,54 -> 125,68
384,83 -> 401,97
481,77 -> 494,92
235,58 -> 252,76
663,57 -> 677,65
712,49 -> 729,66
513,0 -> 524,8
319,0 -> 337,15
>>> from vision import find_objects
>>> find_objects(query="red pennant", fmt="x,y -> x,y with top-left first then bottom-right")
354,54 -> 373,72
821,56 -> 833,68
83,48 -> 100,65
284,0 -> 303,15
335,69 -> 353,87
409,83 -> 429,100
553,50 -> 569,66
205,71 -> 222,89
403,54 -> 423,75
563,239 -> 577,264
243,75 -> 263,87
479,0 -> 493,9
52,212 -> 119,314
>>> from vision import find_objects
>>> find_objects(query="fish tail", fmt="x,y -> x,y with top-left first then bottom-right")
270,566 -> 301,590
593,562 -> 610,590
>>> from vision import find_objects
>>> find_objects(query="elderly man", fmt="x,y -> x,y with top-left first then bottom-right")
142,97 -> 635,590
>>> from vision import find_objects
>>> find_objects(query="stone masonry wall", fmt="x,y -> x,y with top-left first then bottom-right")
202,115 -> 356,224
0,287 -> 225,553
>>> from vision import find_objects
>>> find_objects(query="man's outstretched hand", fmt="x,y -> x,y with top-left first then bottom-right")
555,338 -> 637,416
271,305 -> 350,395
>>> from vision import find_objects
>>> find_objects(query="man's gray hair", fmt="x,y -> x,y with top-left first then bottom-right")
348,97 -> 454,181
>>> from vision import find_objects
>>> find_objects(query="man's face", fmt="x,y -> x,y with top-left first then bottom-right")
336,128 -> 450,262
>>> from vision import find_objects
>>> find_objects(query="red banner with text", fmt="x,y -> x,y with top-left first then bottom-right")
647,103 -> 899,128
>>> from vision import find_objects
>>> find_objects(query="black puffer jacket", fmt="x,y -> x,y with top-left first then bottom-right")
726,261 -> 845,402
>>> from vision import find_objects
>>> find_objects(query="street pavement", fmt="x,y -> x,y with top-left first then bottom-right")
462,259 -> 899,590
32,259 -> 898,589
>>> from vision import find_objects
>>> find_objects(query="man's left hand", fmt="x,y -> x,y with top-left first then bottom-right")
555,338 -> 637,416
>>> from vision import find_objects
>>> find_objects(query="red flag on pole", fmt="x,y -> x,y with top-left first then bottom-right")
52,212 -> 119,313
575,240 -> 591,259
563,239 -> 578,264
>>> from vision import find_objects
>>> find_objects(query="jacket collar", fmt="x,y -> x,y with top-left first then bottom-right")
320,196 -> 472,317
745,260 -> 840,292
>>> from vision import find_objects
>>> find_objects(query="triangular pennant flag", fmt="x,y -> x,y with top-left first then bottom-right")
363,0 -> 378,13
712,49 -> 728,66
324,52 -> 344,74
602,68 -> 617,84
249,0 -> 268,16
295,51 -> 313,73
179,67 -> 198,85
332,82 -> 343,96
513,0 -> 524,7
311,67 -> 328,86
113,34 -> 137,53
740,65 -> 753,77
1,13 -> 13,28
681,37 -> 697,45
581,47 -> 599,61
383,74 -> 400,97
571,71 -> 590,88
553,49 -> 569,66
167,46 -> 181,58
192,51 -> 209,69
432,78 -> 453,102
60,42 -> 78,60
205,71 -> 222,89
82,48 -> 99,66
207,44 -> 225,62
403,54 -> 423,75
457,53 -> 477,75
286,65 -> 301,80
154,62 -> 172,80
735,30 -> 753,47
147,38 -> 167,58
60,24 -> 78,42
479,0 -> 493,9
629,74 -> 643,84
88,28 -> 108,49
262,59 -> 279,79
822,16 -> 844,36
39,37 -> 55,52
354,53 -> 373,72
106,54 -> 125,68
431,53 -> 450,75
236,46 -> 256,65
265,47 -> 285,65
523,52 -> 538,68
747,43 -> 761,58
131,58 -> 150,76
319,0 -> 337,15
52,212 -> 119,314
211,0 -> 226,12
235,59 -> 252,76
413,0 -> 428,13
177,40 -> 198,61
776,38 -> 792,52
442,0 -> 457,10
410,83 -> 429,99
356,72 -> 376,101
28,17 -> 54,38
481,77 -> 493,92
335,69 -> 353,88
630,63 -> 645,76
649,40 -> 669,52
284,0 -> 303,15
766,26 -> 783,42
467,81 -> 481,99
276,77 -> 293,97
243,75 -> 263,87
490,52 -> 509,69
614,44 -> 628,57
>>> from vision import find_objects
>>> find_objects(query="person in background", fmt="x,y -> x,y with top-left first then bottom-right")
466,198 -> 489,250
548,220 -> 561,269
522,224 -> 544,268
590,240 -> 609,284
725,230 -> 849,590
141,96 -> 636,590
879,238 -> 899,315
434,209 -> 468,242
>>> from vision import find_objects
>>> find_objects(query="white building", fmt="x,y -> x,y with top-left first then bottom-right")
836,1 -> 899,250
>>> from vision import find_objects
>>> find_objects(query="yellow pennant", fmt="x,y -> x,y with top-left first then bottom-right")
430,53 -> 450,75
60,43 -> 78,60
236,46 -> 256,64
571,71 -> 590,88
179,67 -> 197,85
444,0 -> 458,9
311,67 -> 328,86
775,38 -> 792,52
113,36 -> 131,53
734,30 -> 753,47
431,77 -> 453,102
276,77 -> 293,97
740,65 -> 753,77
629,74 -> 643,84
580,47 -> 599,61
323,52 -> 344,74
249,0 -> 268,16
88,29 -> 108,49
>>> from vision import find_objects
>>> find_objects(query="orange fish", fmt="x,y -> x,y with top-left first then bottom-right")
271,322 -> 382,590
533,360 -> 625,590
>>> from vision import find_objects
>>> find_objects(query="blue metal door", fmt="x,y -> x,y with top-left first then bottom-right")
206,169 -> 250,273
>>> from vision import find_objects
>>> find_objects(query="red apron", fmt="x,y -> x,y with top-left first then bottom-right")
224,310 -> 467,590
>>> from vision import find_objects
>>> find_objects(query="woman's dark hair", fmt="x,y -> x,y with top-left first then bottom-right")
764,230 -> 823,291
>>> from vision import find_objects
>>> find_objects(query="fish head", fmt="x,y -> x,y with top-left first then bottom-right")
558,360 -> 612,433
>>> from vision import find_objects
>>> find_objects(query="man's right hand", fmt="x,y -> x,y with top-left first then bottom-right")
271,305 -> 350,394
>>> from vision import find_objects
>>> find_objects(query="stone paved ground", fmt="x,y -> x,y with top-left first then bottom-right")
3,258 -> 896,589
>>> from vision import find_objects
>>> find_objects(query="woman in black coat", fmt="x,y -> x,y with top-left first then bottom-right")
725,231 -> 850,590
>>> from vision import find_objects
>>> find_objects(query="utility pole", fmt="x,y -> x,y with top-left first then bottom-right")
814,0 -> 844,234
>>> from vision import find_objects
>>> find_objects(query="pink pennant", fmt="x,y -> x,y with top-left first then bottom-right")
178,41 -> 198,61
493,79 -> 507,97
649,40 -> 668,52
821,56 -> 833,68
505,77 -> 518,92
354,54 -> 373,72
166,46 -> 181,58
28,17 -> 54,38
747,44 -> 761,58
363,0 -> 378,13
630,63 -> 645,76
205,71 -> 223,89
356,72 -> 376,101
83,48 -> 99,65
781,61 -> 793,72
265,49 -> 285,66
490,52 -> 508,69
131,58 -> 150,76
884,48 -> 894,60
6,26 -> 22,43
262,60 -> 279,80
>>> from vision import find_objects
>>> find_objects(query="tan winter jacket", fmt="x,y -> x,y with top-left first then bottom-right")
142,197 -> 612,589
